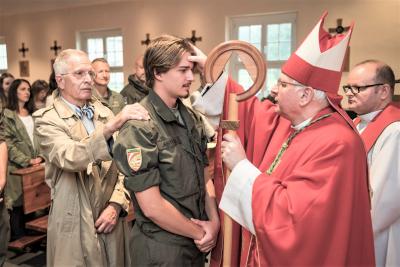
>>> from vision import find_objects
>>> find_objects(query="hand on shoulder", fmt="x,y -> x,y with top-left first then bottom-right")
103,103 -> 151,140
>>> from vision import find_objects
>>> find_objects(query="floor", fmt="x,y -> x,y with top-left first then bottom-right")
4,241 -> 211,267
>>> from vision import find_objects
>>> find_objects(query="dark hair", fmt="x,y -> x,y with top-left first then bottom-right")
143,33 -> 196,88
49,70 -> 58,95
32,80 -> 49,100
356,60 -> 395,96
0,73 -> 15,106
7,79 -> 36,115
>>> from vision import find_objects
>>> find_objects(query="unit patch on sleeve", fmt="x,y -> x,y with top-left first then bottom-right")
126,148 -> 142,171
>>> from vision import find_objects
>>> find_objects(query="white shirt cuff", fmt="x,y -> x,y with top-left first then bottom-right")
192,72 -> 228,125
219,159 -> 261,234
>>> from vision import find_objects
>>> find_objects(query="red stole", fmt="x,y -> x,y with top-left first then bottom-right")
354,102 -> 400,153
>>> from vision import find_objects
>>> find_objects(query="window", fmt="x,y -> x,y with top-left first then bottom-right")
79,29 -> 124,92
229,13 -> 297,99
0,37 -> 8,73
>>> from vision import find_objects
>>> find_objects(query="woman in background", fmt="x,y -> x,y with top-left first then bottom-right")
4,79 -> 43,240
32,80 -> 49,109
0,73 -> 15,107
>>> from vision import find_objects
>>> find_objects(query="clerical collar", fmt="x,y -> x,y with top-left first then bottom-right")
292,118 -> 312,131
358,110 -> 382,124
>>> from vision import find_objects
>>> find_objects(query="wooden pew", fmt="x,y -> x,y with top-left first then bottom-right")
7,164 -> 137,249
8,165 -> 48,250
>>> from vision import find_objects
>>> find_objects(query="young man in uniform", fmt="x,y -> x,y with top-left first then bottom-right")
92,58 -> 125,115
345,60 -> 400,267
113,34 -> 220,267
120,55 -> 149,105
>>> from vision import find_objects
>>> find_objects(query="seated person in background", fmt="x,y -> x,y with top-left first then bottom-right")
32,79 -> 50,109
4,79 -> 43,240
120,55 -> 149,105
92,58 -> 125,116
0,73 -> 15,107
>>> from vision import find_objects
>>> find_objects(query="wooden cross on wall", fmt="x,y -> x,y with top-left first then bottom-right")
328,18 -> 350,34
186,30 -> 202,45
18,43 -> 29,57
51,40 -> 62,56
141,33 -> 151,47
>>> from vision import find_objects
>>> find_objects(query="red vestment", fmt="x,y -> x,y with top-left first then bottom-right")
354,102 -> 400,153
211,77 -> 375,267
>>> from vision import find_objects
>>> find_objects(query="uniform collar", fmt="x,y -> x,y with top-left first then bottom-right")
148,89 -> 195,130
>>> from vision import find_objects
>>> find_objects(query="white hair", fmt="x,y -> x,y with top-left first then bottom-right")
292,78 -> 328,104
53,49 -> 87,75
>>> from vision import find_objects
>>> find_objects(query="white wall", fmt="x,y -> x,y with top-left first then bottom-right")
0,0 -> 399,108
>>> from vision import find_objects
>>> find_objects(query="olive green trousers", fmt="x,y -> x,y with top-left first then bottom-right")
130,224 -> 205,267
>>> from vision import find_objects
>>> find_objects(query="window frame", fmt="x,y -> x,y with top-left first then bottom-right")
228,12 -> 297,98
78,28 -> 124,92
0,37 -> 8,73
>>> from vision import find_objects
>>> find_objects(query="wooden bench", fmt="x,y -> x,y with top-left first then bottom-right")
7,164 -> 136,249
8,165 -> 49,250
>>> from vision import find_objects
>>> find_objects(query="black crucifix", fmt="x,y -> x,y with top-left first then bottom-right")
18,43 -> 29,57
51,40 -> 62,56
186,30 -> 202,45
141,33 -> 151,47
329,18 -> 350,34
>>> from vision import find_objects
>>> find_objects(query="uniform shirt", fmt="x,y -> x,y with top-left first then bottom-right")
92,86 -> 125,116
113,89 -> 209,245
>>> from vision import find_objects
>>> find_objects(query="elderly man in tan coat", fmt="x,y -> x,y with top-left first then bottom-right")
34,49 -> 150,267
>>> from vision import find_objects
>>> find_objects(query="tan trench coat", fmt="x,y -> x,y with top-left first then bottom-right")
33,89 -> 130,267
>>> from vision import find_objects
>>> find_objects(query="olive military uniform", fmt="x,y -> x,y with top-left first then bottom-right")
0,100 -> 9,267
120,74 -> 149,105
92,86 -> 125,116
113,89 -> 209,267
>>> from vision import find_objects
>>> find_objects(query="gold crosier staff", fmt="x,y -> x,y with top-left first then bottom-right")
203,41 -> 267,266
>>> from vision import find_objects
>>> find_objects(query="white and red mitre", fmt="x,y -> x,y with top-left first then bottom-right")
281,11 -> 353,93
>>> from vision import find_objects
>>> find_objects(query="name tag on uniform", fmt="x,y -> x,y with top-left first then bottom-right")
157,137 -> 182,150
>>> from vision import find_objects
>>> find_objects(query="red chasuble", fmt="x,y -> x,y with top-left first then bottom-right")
211,77 -> 375,267
354,102 -> 400,153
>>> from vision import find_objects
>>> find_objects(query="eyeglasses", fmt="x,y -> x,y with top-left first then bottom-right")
60,70 -> 97,80
277,79 -> 304,88
342,83 -> 384,94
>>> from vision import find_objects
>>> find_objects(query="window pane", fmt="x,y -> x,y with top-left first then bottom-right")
116,52 -> 123,66
279,42 -> 291,60
266,68 -> 280,91
115,37 -> 123,51
238,26 -> 250,43
267,43 -> 278,61
109,72 -> 124,92
267,24 -> 279,42
250,25 -> 262,43
96,38 -> 103,54
279,23 -> 291,42
238,69 -> 252,90
107,37 -> 115,52
108,53 -> 115,67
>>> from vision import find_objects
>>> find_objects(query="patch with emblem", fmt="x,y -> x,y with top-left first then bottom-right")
126,148 -> 142,171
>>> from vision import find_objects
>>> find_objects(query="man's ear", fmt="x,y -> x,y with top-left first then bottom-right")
154,69 -> 162,82
55,75 -> 64,90
299,87 -> 313,107
380,84 -> 390,101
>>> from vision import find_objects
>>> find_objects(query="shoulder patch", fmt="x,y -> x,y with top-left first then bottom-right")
127,148 -> 142,171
